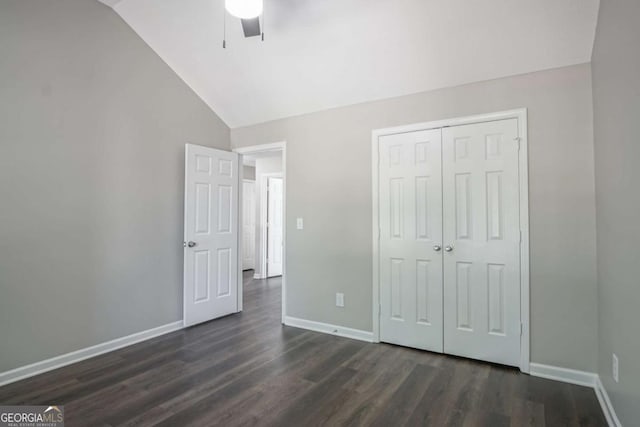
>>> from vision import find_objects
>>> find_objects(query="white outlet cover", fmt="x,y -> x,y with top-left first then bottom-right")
336,293 -> 344,307
296,218 -> 304,230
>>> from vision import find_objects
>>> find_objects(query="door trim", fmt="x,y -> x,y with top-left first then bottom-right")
371,109 -> 530,373
233,142 -> 287,323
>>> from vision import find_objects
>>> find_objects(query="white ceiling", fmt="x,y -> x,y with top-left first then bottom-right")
102,0 -> 600,128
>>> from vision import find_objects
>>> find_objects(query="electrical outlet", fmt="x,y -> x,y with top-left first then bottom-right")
613,354 -> 619,383
296,218 -> 304,230
336,293 -> 344,307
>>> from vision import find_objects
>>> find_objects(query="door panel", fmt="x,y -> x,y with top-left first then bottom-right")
379,129 -> 444,352
267,177 -> 283,277
442,119 -> 521,366
184,144 -> 239,327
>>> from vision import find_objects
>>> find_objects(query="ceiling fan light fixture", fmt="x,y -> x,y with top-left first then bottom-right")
225,0 -> 263,19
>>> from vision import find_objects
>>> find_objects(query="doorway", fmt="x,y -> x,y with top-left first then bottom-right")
372,110 -> 530,372
234,142 -> 287,322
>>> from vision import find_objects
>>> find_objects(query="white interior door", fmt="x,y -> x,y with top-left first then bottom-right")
378,129 -> 444,352
442,119 -> 521,366
266,177 -> 283,277
184,144 -> 239,327
242,180 -> 256,270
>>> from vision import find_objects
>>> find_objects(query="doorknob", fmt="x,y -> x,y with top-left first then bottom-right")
444,245 -> 454,252
187,241 -> 197,248
433,245 -> 442,252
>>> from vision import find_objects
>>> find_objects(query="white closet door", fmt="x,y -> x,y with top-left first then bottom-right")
379,129 -> 444,352
267,177 -> 283,277
442,119 -> 521,366
242,181 -> 256,270
184,144 -> 239,327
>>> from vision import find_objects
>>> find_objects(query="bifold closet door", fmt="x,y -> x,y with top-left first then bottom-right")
442,119 -> 521,367
379,129 -> 444,352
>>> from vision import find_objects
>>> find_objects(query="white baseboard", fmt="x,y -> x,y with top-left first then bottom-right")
529,362 -> 597,387
284,316 -> 374,343
530,363 -> 622,427
595,376 -> 623,427
0,321 -> 183,387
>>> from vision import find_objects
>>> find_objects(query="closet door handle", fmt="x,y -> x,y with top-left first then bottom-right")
444,245 -> 454,252
433,245 -> 442,252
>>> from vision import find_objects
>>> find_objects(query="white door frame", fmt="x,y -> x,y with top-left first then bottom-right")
262,173 -> 284,278
233,142 -> 287,323
371,109 -> 530,373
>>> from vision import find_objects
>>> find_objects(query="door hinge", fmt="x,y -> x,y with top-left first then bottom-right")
520,323 -> 524,336
378,227 -> 381,240
520,230 -> 523,243
514,137 -> 522,151
378,303 -> 382,317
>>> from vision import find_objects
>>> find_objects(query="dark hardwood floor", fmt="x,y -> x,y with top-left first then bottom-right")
0,271 -> 606,426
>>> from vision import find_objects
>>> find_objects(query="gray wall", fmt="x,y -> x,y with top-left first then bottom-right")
0,0 -> 229,372
592,0 -> 640,424
232,64 -> 598,372
243,165 -> 256,181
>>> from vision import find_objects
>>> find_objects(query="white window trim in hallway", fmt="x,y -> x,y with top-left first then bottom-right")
371,108 -> 531,373
233,142 -> 288,323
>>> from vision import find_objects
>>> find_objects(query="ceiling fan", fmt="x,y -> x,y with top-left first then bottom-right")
223,0 -> 264,47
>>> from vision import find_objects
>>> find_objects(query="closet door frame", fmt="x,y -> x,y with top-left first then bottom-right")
371,108 -> 530,373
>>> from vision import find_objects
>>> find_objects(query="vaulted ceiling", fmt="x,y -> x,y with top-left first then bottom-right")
100,0 -> 600,128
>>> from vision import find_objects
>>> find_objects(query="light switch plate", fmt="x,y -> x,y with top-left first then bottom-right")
296,218 -> 304,230
336,293 -> 344,307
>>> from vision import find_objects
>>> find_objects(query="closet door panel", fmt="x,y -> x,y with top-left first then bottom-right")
379,129 -> 444,352
442,119 -> 521,367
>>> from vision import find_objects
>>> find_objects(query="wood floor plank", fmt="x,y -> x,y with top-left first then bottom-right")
326,355 -> 416,426
368,363 -> 439,427
510,397 -> 545,427
571,384 -> 608,426
302,340 -> 365,383
265,366 -> 358,427
0,271 -> 606,427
